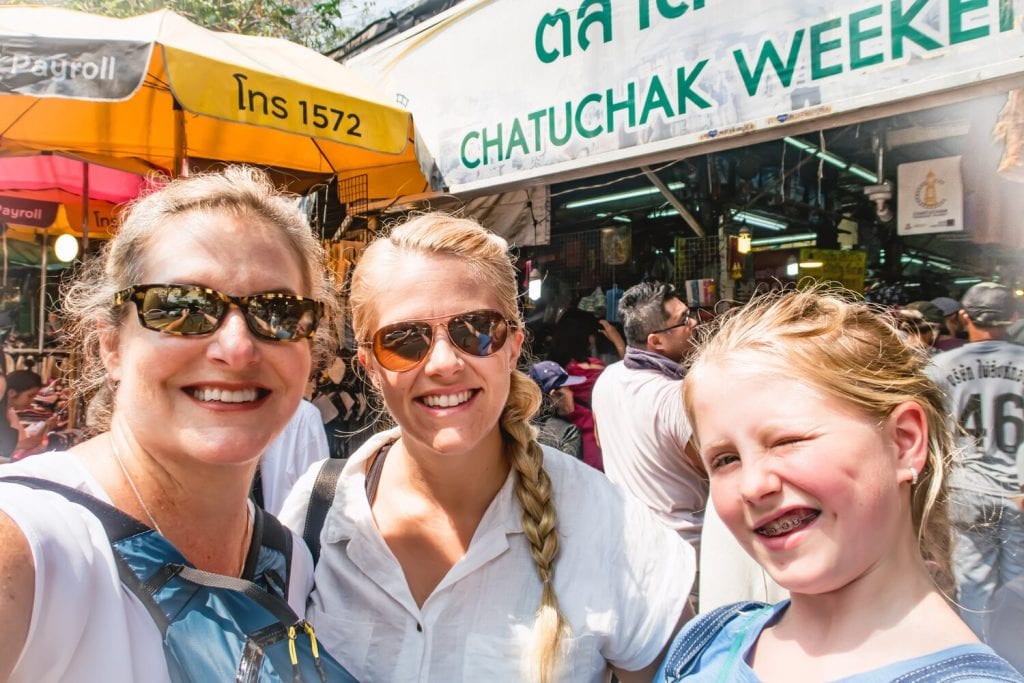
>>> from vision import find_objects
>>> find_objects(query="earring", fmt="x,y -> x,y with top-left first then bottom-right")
909,468 -> 918,486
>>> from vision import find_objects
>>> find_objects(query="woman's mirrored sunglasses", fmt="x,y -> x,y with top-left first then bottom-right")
365,309 -> 513,372
114,284 -> 323,342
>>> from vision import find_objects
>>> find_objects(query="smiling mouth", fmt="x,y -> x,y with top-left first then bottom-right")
187,387 -> 267,403
757,509 -> 820,537
420,390 -> 475,408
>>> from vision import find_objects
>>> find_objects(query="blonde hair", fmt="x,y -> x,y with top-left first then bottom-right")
62,166 -> 341,429
682,286 -> 955,593
349,213 -> 569,681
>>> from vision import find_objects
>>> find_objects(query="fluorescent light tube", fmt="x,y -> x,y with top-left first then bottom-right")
565,182 -> 684,209
783,137 -> 879,183
901,255 -> 952,272
732,210 -> 787,231
750,232 -> 817,247
846,165 -> 879,183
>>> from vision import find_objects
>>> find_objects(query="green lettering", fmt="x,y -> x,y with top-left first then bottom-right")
527,109 -> 547,152
675,59 -> 712,112
890,0 -> 942,59
460,131 -> 480,169
551,102 -> 573,146
506,118 -> 529,158
535,10 -> 571,64
606,82 -> 637,132
949,0 -> 989,44
481,123 -> 503,164
639,0 -> 703,30
810,18 -> 843,80
1000,0 -> 1014,31
849,5 -> 884,69
733,30 -> 805,97
575,93 -> 603,138
640,74 -> 675,125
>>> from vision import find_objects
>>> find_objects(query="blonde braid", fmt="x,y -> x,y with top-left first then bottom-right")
502,370 -> 569,683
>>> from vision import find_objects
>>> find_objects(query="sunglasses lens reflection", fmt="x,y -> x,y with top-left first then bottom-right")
449,311 -> 507,357
247,296 -> 319,341
371,310 -> 509,372
376,321 -> 433,371
132,285 -> 319,341
139,286 -> 223,335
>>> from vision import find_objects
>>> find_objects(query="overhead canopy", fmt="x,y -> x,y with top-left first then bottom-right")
346,0 -> 1024,196
0,7 -> 430,201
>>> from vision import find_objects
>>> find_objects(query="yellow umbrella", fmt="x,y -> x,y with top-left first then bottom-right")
0,7 -> 428,201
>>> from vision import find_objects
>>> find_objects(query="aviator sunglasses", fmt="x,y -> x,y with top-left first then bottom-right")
364,309 -> 514,372
114,284 -> 323,342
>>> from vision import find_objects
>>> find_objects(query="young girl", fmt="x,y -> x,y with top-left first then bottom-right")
657,287 -> 1023,682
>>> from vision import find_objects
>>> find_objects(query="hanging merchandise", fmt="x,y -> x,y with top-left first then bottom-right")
605,285 -> 623,323
600,226 -> 630,266
577,287 -> 606,318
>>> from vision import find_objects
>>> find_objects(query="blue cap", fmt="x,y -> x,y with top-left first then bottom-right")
528,361 -> 586,394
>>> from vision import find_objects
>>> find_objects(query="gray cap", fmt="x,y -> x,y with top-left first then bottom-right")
961,282 -> 1018,327
930,296 -> 961,317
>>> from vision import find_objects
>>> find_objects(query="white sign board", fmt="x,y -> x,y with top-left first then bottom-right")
348,0 -> 1024,194
897,156 -> 964,235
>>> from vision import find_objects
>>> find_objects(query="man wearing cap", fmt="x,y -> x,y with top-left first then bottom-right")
591,282 -> 707,554
932,295 -> 968,352
896,301 -> 945,353
927,282 -> 1024,637
528,360 -> 584,459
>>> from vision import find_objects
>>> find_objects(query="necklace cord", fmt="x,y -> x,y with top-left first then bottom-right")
111,438 -> 253,577
111,439 -> 165,537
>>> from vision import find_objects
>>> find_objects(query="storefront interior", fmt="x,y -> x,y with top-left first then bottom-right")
524,90 -> 1023,313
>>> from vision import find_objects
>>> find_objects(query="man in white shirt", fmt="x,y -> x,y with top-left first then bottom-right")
592,282 -> 707,552
255,399 -> 330,515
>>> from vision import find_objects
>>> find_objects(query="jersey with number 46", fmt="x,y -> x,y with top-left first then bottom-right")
928,340 -> 1024,496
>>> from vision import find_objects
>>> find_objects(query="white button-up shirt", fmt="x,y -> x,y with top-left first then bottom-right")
280,428 -> 695,682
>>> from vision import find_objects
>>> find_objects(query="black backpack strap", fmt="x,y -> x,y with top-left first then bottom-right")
247,504 -> 294,600
660,601 -> 769,680
0,475 -> 150,541
0,475 -> 177,633
301,457 -> 347,565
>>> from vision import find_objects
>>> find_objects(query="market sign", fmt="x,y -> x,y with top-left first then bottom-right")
798,248 -> 867,293
0,36 -> 151,100
0,195 -> 58,228
896,156 -> 964,235
348,0 -> 1024,193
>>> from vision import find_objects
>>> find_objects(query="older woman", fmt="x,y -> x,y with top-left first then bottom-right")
280,213 -> 694,682
0,168 -> 348,682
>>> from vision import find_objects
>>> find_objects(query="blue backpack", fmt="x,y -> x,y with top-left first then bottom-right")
4,476 -> 359,683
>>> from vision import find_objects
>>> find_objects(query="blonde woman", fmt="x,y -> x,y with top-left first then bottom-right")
656,288 -> 1022,682
281,214 -> 694,682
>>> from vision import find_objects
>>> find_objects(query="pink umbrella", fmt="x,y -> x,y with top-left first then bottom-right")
0,152 -> 153,352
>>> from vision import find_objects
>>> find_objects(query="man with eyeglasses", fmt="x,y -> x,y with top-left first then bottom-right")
591,282 -> 707,574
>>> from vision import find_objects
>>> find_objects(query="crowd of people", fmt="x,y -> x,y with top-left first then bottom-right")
0,166 -> 1021,682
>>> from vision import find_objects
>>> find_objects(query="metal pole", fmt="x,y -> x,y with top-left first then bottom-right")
37,227 -> 48,354
81,160 -> 90,253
